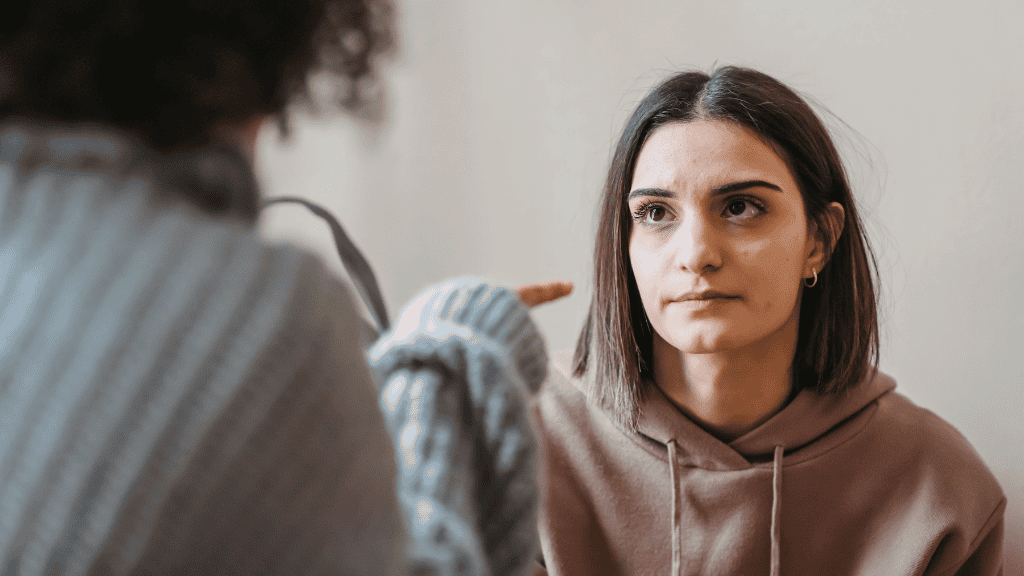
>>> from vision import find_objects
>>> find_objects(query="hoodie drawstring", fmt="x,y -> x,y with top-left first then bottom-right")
770,445 -> 784,576
668,441 -> 784,576
668,440 -> 682,576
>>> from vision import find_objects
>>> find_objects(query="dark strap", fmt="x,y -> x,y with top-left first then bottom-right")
262,196 -> 390,336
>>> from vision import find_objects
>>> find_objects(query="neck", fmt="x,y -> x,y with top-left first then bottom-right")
215,116 -> 264,162
653,314 -> 799,442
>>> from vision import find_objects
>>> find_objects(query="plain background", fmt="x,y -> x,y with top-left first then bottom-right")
257,0 -> 1024,569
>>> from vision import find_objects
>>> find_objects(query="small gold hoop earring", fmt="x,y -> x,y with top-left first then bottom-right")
804,269 -> 818,288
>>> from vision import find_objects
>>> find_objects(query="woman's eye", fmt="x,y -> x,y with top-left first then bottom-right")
631,202 -> 670,224
646,206 -> 667,222
723,198 -> 764,220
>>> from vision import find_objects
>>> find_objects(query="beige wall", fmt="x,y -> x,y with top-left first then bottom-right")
257,0 -> 1024,568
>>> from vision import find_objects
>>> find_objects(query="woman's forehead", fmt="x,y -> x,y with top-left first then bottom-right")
630,120 -> 797,194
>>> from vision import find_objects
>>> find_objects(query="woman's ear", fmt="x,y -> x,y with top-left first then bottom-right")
805,202 -> 846,275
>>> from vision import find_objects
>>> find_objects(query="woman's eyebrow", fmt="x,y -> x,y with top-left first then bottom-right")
628,180 -> 782,201
627,188 -> 674,200
711,180 -> 783,195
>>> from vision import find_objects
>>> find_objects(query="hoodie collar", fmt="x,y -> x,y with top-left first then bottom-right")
636,370 -> 896,467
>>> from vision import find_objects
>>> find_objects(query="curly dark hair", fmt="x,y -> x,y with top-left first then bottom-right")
0,0 -> 393,152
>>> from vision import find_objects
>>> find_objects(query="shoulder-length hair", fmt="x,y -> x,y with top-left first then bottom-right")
574,66 -> 879,430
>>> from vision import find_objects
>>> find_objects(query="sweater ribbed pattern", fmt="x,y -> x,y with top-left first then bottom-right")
0,122 -> 402,575
371,279 -> 547,576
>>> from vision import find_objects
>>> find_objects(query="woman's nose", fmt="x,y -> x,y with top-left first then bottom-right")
672,213 -> 722,275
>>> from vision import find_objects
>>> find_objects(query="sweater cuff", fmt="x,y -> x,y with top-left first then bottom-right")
368,278 -> 548,391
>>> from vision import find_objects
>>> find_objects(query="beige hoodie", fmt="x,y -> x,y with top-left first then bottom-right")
532,354 -> 1005,575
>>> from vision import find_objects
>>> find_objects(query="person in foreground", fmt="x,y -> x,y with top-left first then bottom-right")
0,1 -> 563,574
531,66 -> 1005,575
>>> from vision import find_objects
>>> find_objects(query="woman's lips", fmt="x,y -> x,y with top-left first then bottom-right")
677,291 -> 739,301
670,292 -> 741,311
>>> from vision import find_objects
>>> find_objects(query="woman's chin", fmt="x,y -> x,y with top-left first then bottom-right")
663,328 -> 753,355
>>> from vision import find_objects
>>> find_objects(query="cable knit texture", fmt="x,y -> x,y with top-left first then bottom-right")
0,121 -> 403,575
370,279 -> 547,576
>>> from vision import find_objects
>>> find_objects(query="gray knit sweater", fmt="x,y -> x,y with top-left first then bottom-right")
0,121 -> 547,576
0,122 -> 405,575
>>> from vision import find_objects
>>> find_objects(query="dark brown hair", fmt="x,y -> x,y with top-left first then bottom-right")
574,66 -> 879,430
0,0 -> 393,152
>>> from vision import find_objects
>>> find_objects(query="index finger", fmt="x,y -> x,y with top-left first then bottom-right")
516,281 -> 574,308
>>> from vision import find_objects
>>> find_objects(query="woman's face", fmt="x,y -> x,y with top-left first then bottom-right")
628,120 -> 821,355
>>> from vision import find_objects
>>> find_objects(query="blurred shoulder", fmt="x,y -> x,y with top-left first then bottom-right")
536,350 -> 590,410
532,349 -> 608,443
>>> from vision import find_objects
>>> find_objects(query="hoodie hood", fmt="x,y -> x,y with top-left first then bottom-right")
631,369 -> 896,576
634,369 -> 897,467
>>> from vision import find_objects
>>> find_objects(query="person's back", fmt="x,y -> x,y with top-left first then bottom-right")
0,1 -> 405,571
0,2 -> 563,573
0,119 -> 402,574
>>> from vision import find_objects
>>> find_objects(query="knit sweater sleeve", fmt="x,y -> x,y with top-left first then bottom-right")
369,278 -> 548,576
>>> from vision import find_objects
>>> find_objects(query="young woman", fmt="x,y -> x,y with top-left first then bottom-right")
531,67 -> 1005,576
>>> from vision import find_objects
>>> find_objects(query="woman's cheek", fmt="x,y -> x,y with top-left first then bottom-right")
743,239 -> 803,316
630,258 -> 658,313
